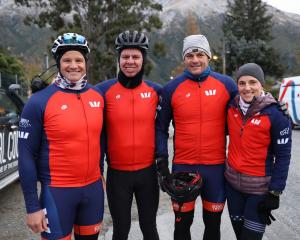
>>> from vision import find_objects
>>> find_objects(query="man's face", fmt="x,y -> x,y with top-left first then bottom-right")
60,51 -> 86,82
184,50 -> 210,75
119,48 -> 143,77
238,75 -> 263,103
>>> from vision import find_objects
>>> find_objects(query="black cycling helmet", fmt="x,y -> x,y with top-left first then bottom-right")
164,172 -> 203,203
51,33 -> 90,65
115,30 -> 149,52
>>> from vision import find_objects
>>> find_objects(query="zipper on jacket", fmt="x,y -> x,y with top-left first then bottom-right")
132,90 -> 135,167
240,111 -> 245,136
198,85 -> 202,161
77,93 -> 90,183
240,127 -> 244,137
240,112 -> 265,137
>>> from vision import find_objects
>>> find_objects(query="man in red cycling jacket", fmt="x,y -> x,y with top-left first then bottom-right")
97,30 -> 161,240
18,33 -> 105,240
156,34 -> 237,240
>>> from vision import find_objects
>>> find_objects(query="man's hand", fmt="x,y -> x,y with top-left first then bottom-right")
156,157 -> 170,192
26,209 -> 48,233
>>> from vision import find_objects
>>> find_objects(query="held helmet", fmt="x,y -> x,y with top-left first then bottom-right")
51,33 -> 90,63
115,30 -> 149,52
164,172 -> 203,203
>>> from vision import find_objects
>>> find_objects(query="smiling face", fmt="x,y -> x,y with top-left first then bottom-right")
119,48 -> 143,77
238,75 -> 263,103
60,50 -> 86,82
184,51 -> 210,75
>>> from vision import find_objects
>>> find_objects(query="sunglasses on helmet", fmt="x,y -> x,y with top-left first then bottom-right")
62,34 -> 86,44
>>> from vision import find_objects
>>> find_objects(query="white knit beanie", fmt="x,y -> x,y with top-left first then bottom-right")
182,34 -> 211,59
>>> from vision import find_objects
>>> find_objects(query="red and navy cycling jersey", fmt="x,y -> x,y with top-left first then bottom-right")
97,79 -> 161,171
227,97 -> 292,191
18,83 -> 104,213
156,68 -> 237,165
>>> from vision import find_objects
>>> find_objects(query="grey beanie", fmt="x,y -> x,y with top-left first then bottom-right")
236,63 -> 265,86
182,34 -> 211,59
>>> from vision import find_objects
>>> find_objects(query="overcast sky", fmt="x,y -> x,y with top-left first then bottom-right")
263,0 -> 300,15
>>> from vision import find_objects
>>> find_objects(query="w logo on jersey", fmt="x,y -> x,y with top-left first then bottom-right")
18,131 -> 29,139
251,119 -> 261,125
89,101 -> 101,108
140,92 -> 151,99
277,138 -> 289,144
205,89 -> 216,96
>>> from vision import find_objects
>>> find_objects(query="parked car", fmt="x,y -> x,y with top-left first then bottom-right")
0,84 -> 24,190
278,76 -> 300,129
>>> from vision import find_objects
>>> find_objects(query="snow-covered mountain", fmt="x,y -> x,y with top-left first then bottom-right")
0,0 -> 34,15
150,0 -> 300,79
162,0 -> 227,17
1,0 -> 300,27
156,0 -> 300,28
1,0 -> 299,79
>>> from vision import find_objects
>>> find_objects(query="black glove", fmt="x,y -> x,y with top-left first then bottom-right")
257,192 -> 280,225
156,157 -> 170,192
277,101 -> 290,118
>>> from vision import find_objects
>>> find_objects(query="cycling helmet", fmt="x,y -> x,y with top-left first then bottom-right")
115,30 -> 149,51
164,172 -> 203,203
51,33 -> 90,61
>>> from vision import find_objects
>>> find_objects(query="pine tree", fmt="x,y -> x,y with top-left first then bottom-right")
223,0 -> 284,77
15,0 -> 163,83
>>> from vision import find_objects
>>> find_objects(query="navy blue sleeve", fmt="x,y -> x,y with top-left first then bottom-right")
18,95 -> 44,213
211,72 -> 238,101
212,72 -> 238,136
95,79 -> 117,94
92,85 -> 106,176
100,122 -> 107,175
144,80 -> 162,94
95,80 -> 117,169
228,78 -> 238,101
155,86 -> 172,159
269,108 -> 292,192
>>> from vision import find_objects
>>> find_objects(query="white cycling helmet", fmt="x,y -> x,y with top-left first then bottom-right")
51,33 -> 90,60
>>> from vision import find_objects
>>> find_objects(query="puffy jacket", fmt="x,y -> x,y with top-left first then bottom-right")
226,94 -> 292,192
97,79 -> 161,171
156,68 -> 237,165
18,83 -> 104,213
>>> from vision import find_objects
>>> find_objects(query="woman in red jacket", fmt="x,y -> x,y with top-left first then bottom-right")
225,63 -> 292,240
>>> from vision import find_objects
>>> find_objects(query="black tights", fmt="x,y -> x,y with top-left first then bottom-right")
174,210 -> 194,240
202,209 -> 222,240
173,209 -> 222,240
107,165 -> 160,240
